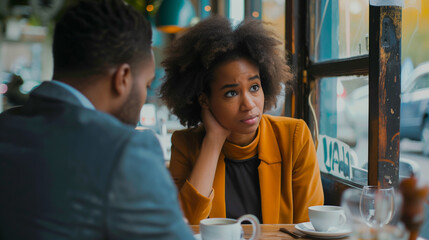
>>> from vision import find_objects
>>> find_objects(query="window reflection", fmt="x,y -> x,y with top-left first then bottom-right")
309,0 -> 369,62
317,76 -> 368,185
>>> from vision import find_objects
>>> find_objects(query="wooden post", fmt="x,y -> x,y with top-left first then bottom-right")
368,4 -> 402,188
285,0 -> 308,121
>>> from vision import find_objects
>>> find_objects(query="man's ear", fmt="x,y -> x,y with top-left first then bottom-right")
198,94 -> 209,109
112,63 -> 132,97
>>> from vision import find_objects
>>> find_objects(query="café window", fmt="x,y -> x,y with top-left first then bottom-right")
315,76 -> 369,186
304,0 -> 371,187
285,0 -> 429,236
309,0 -> 369,62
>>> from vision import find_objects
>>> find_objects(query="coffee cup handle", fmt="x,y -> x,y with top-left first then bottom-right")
339,212 -> 347,225
237,214 -> 261,240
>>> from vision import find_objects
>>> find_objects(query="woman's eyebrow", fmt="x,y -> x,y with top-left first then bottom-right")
220,75 -> 260,90
249,75 -> 260,80
220,83 -> 239,90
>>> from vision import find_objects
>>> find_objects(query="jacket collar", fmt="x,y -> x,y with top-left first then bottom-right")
30,81 -> 84,107
258,115 -> 282,164
257,115 -> 282,223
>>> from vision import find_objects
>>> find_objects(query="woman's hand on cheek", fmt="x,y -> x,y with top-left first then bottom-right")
188,107 -> 229,198
201,107 -> 231,144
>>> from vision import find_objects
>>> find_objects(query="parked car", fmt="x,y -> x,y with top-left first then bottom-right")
345,62 -> 429,156
400,62 -> 429,155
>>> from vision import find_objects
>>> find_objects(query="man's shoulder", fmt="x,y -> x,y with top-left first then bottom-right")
66,105 -> 137,138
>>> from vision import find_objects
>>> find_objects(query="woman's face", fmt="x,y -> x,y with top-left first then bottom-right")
208,58 -> 264,145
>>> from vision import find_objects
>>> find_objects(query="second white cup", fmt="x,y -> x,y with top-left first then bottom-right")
308,205 -> 346,232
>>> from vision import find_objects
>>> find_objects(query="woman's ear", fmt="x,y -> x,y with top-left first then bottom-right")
198,94 -> 209,109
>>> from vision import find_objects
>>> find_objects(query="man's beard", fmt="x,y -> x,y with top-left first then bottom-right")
114,84 -> 142,126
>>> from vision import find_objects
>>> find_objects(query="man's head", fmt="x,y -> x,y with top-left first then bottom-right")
52,0 -> 155,126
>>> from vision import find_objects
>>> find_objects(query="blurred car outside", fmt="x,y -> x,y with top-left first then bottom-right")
344,61 -> 429,156
401,62 -> 429,155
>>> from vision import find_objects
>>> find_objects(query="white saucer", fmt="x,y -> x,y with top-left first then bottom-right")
295,222 -> 352,239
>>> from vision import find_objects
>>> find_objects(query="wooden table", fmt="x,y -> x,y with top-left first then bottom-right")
190,224 -> 350,240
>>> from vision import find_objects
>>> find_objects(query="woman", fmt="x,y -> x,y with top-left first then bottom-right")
160,17 -> 324,225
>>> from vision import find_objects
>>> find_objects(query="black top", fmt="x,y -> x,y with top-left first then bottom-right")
225,155 -> 263,223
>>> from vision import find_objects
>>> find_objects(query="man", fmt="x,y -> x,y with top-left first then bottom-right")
0,0 -> 194,239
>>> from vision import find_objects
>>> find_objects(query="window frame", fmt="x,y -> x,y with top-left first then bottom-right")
285,0 -> 402,204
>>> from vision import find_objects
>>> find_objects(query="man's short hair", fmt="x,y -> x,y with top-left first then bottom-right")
53,0 -> 152,79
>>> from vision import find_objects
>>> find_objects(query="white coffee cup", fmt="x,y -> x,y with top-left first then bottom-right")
199,214 -> 261,240
308,205 -> 346,232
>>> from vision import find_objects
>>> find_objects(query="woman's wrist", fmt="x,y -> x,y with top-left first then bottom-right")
203,133 -> 226,151
188,136 -> 223,197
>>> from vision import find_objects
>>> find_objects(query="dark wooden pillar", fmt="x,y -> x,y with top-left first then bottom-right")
285,0 -> 294,117
285,0 -> 308,120
368,4 -> 402,188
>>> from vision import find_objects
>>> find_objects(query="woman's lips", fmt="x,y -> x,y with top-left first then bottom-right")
241,116 -> 258,125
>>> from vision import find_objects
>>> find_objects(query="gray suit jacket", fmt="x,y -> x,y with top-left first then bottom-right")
0,82 -> 194,240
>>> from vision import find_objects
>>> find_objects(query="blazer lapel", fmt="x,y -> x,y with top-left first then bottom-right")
258,117 -> 282,224
209,152 -> 226,218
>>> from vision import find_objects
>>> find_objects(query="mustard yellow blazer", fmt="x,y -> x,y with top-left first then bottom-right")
169,115 -> 324,225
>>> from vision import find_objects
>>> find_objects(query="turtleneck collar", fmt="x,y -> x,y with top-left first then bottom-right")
222,128 -> 260,160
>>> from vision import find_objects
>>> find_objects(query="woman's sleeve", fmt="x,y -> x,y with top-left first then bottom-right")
169,132 -> 214,225
291,120 -> 324,223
